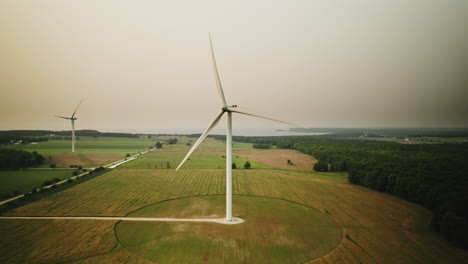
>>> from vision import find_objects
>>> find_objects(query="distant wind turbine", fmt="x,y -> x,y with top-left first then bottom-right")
55,99 -> 84,153
176,35 -> 298,222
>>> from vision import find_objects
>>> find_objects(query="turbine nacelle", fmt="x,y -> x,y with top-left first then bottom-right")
222,105 -> 238,112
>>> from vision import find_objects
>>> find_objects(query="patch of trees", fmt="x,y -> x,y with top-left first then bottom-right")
253,144 -> 272,149
0,149 -> 44,170
230,136 -> 468,249
93,167 -> 105,173
168,138 -> 178,145
313,160 -> 329,172
155,142 -> 163,149
42,178 -> 61,187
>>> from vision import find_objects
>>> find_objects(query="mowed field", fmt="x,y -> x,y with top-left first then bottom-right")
0,169 -> 74,198
11,136 -> 162,168
0,137 -> 467,263
116,195 -> 343,264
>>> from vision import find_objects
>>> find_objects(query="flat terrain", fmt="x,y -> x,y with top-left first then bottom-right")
0,137 -> 466,263
46,153 -> 124,168
0,169 -> 74,198
116,195 -> 342,264
11,136 -> 161,168
11,136 -> 157,155
235,148 -> 317,171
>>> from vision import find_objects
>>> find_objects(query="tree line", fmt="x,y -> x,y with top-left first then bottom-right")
0,149 -> 44,170
229,135 -> 468,249
0,130 -> 139,140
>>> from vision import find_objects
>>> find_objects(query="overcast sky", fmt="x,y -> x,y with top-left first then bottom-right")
1,0 -> 467,134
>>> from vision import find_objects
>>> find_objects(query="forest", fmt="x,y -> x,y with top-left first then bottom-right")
226,135 -> 468,249
0,149 -> 44,170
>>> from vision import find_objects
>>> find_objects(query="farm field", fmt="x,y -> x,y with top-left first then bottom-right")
9,136 -> 164,168
234,148 -> 317,171
124,137 -> 302,170
10,136 -> 157,155
0,169 -> 74,198
0,137 -> 466,263
116,195 -> 342,264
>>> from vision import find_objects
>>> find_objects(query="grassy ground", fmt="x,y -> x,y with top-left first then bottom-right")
116,195 -> 342,264
234,148 -> 317,171
125,151 -> 269,169
0,136 -> 466,263
123,137 -> 269,169
0,169 -> 74,198
10,136 -> 158,155
10,136 -> 167,168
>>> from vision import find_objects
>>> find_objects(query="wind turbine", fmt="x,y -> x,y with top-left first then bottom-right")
176,35 -> 298,222
55,99 -> 84,153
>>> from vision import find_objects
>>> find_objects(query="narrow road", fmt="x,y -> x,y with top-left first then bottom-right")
108,157 -> 138,169
0,216 -> 244,225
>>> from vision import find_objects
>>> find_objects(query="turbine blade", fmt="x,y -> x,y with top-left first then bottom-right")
55,115 -> 70,120
71,98 -> 84,118
230,107 -> 301,127
209,33 -> 227,106
176,111 -> 224,170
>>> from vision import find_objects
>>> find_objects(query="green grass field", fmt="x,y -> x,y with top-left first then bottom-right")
125,151 -> 269,169
0,169 -> 74,198
123,137 -> 268,169
10,136 -> 159,154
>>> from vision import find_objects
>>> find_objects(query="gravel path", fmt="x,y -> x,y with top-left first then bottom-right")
0,216 -> 245,225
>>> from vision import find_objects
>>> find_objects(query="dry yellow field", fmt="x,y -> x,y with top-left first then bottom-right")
0,138 -> 466,263
235,148 -> 317,171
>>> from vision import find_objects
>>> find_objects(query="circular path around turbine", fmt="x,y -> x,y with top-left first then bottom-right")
115,195 -> 342,264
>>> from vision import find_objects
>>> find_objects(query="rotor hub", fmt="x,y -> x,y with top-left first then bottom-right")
222,105 -> 237,112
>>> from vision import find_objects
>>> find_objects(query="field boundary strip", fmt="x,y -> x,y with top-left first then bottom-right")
0,216 -> 245,225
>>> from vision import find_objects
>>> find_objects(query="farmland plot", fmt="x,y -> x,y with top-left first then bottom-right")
1,167 -> 466,263
0,137 -> 466,263
0,169 -> 75,198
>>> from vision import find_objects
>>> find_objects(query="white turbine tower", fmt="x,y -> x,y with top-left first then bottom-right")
55,99 -> 84,153
176,35 -> 298,222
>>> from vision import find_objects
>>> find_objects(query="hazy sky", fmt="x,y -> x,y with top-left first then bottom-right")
1,0 -> 467,133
